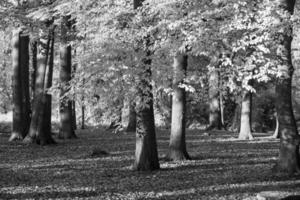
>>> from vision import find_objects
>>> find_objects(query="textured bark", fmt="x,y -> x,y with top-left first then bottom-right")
275,0 -> 300,174
133,66 -> 159,170
166,54 -> 190,161
132,0 -> 159,171
10,29 -> 31,141
58,16 -> 77,139
71,64 -> 77,130
238,91 -> 253,140
207,69 -> 222,130
24,28 -> 56,145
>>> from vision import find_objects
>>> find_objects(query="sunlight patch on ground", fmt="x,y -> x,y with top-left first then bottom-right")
0,185 -> 96,194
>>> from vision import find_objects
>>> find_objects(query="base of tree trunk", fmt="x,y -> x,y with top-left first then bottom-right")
165,149 -> 191,161
8,133 -> 23,142
23,135 -> 56,145
57,132 -> 77,140
238,131 -> 254,140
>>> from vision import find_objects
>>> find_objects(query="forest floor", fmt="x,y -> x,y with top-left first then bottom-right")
0,125 -> 300,200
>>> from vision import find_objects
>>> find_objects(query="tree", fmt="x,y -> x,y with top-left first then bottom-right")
238,90 -> 253,140
58,16 -> 77,139
166,54 -> 190,161
10,28 -> 31,141
132,0 -> 160,171
273,0 -> 300,174
23,25 -> 56,145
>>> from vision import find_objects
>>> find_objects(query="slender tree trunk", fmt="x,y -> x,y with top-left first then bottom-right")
272,111 -> 279,138
10,29 -> 31,141
167,54 -> 190,161
274,0 -> 300,174
24,27 -> 56,145
58,16 -> 77,139
238,91 -> 253,140
207,68 -> 222,130
30,39 -> 37,102
71,64 -> 77,130
43,28 -> 55,137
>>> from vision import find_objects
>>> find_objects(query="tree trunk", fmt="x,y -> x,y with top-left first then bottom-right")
166,54 -> 190,161
122,98 -> 136,132
207,68 -> 222,130
272,111 -> 279,138
30,39 -> 37,102
43,28 -> 55,137
229,102 -> 240,132
10,29 -> 31,141
132,0 -> 159,171
275,0 -> 300,174
23,28 -> 56,145
238,91 -> 253,140
71,64 -> 77,130
58,16 -> 77,139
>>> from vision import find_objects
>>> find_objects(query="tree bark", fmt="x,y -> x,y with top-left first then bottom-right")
132,0 -> 159,171
207,68 -> 222,130
58,16 -> 77,139
10,29 -> 31,141
23,27 -> 56,145
43,28 -> 55,137
238,91 -> 253,140
122,98 -> 136,132
71,64 -> 77,130
275,0 -> 300,174
30,39 -> 37,102
166,54 -> 190,161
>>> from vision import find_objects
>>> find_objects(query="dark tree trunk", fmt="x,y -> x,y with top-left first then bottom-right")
166,54 -> 190,161
24,28 -> 56,145
238,91 -> 253,140
71,64 -> 77,130
132,0 -> 159,171
81,102 -> 85,130
207,69 -> 222,130
274,0 -> 300,174
10,29 -> 31,141
229,103 -> 240,132
43,28 -> 55,137
30,39 -> 37,102
58,16 -> 77,139
126,102 -> 136,132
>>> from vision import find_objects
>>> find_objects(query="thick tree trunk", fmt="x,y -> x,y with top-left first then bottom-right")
166,54 -> 190,161
238,91 -> 253,140
58,16 -> 77,139
10,29 -> 31,141
132,0 -> 159,171
24,28 -> 56,145
275,0 -> 300,174
207,69 -> 222,130
133,66 -> 159,170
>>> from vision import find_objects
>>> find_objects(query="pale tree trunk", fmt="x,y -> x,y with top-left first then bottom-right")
207,68 -> 222,130
10,29 -> 31,141
24,27 -> 56,145
122,97 -> 136,132
71,64 -> 77,130
58,16 -> 77,139
272,111 -> 279,138
132,0 -> 159,171
275,0 -> 300,174
238,91 -> 253,140
166,54 -> 190,161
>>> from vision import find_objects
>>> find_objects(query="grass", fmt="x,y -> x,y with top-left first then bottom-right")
0,126 -> 300,199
